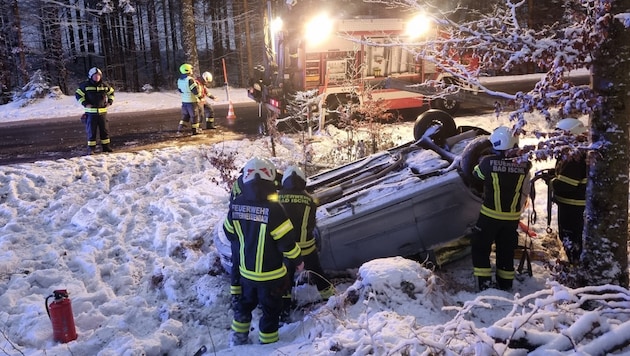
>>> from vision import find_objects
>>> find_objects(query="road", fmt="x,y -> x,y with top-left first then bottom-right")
0,102 -> 269,165
0,70 -> 591,165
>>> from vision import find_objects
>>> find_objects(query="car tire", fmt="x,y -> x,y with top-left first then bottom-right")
458,135 -> 492,196
413,109 -> 458,145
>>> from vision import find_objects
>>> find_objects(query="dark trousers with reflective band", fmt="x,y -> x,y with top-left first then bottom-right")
231,277 -> 285,344
557,202 -> 585,264
180,102 -> 199,128
85,113 -> 110,147
471,214 -> 518,289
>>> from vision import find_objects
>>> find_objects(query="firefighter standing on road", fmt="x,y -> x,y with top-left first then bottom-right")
278,165 -> 334,322
224,157 -> 303,345
197,71 -> 217,129
552,118 -> 588,264
75,67 -> 115,155
177,63 -> 202,135
471,126 -> 532,291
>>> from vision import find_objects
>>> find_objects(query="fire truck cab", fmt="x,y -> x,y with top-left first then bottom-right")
248,1 -> 457,124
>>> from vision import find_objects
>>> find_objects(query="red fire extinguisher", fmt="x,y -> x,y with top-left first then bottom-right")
45,289 -> 78,343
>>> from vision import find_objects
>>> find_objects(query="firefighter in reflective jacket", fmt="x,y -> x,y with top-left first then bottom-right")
176,63 -> 202,135
278,165 -> 334,322
227,158 -> 282,309
472,126 -> 532,291
552,118 -> 588,264
75,67 -> 115,154
224,157 -> 303,346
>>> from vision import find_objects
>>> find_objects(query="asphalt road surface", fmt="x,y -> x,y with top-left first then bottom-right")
0,99 -> 496,166
0,102 -> 268,165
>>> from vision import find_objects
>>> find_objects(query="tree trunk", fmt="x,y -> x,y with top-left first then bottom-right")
147,0 -> 162,89
581,0 -> 630,288
243,0 -> 253,82
124,11 -> 139,91
41,2 -> 69,94
11,0 -> 28,86
180,0 -> 199,77
211,2 -> 225,84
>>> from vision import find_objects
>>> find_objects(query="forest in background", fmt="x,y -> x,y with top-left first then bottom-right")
0,0 -> 266,98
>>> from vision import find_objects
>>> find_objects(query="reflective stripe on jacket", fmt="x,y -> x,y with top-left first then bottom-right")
223,192 -> 302,282
177,74 -> 201,103
473,154 -> 532,221
75,80 -> 115,112
278,191 -> 319,256
552,153 -> 587,206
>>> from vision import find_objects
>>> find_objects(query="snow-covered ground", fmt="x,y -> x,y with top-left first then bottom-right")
0,88 -> 629,355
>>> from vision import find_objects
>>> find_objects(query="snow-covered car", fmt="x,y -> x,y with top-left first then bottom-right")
213,110 -> 492,271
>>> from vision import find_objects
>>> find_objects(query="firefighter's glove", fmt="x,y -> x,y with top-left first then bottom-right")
80,113 -> 87,124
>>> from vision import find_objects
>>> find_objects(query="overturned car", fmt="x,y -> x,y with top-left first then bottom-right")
213,110 -> 492,271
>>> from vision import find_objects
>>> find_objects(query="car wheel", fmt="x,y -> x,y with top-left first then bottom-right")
413,109 -> 458,145
458,135 -> 492,196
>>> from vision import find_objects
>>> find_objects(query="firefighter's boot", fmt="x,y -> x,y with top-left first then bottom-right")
102,144 -> 113,153
496,277 -> 513,291
279,294 -> 292,325
229,331 -> 250,346
86,146 -> 95,155
206,117 -> 216,129
477,276 -> 493,291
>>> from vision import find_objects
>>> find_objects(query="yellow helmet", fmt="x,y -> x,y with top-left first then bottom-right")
179,63 -> 193,74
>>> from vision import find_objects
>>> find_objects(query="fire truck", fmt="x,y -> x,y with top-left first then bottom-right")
248,0 -> 460,125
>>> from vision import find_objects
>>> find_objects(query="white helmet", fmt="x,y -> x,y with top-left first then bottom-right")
242,157 -> 276,183
202,71 -> 213,83
88,67 -> 102,79
282,165 -> 306,186
489,126 -> 519,151
556,118 -> 586,135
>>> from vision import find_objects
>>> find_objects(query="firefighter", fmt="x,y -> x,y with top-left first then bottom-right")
176,63 -> 202,135
228,159 -> 283,316
471,126 -> 532,291
197,71 -> 217,129
75,67 -> 115,154
278,165 -> 334,323
224,157 -> 304,346
552,118 -> 588,264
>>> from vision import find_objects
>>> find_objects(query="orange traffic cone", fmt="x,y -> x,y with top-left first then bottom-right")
226,101 -> 236,120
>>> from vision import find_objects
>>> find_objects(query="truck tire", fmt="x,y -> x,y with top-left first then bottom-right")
458,135 -> 492,196
429,76 -> 460,115
413,109 -> 457,145
430,97 -> 460,116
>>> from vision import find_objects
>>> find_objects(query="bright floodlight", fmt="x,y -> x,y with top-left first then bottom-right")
406,13 -> 432,39
271,17 -> 283,34
305,13 -> 333,46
